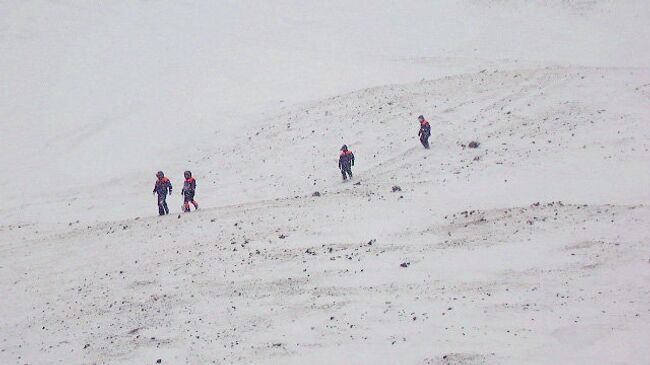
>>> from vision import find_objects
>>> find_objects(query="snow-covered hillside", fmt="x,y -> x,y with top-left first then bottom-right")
2,0 -> 650,225
1,1 -> 649,364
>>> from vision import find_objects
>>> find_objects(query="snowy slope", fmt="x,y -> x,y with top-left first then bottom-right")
1,1 -> 650,365
2,0 -> 650,225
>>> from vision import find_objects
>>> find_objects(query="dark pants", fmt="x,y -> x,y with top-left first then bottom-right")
157,194 -> 169,215
420,134 -> 430,149
183,191 -> 198,212
341,166 -> 353,180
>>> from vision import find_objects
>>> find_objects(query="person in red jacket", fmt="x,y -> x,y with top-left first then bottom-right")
181,170 -> 199,212
338,145 -> 355,180
153,171 -> 172,215
418,115 -> 431,149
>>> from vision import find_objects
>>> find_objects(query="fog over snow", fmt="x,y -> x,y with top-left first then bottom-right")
1,1 -> 649,364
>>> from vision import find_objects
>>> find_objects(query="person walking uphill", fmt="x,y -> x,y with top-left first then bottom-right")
153,171 -> 172,215
418,115 -> 431,149
181,170 -> 199,212
339,145 -> 355,181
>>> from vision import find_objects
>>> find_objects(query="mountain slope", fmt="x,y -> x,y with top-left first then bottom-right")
2,66 -> 650,364
2,0 -> 650,225
2,1 -> 650,364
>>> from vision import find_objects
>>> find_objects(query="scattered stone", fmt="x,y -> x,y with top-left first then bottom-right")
391,186 -> 402,192
468,141 -> 480,148
312,191 -> 321,197
278,234 -> 287,239
156,360 -> 162,364
400,262 -> 410,268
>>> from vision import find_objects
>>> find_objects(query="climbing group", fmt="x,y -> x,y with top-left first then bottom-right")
152,170 -> 199,215
335,115 -> 431,181
152,115 -> 431,214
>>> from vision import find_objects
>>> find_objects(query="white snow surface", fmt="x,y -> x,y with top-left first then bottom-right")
1,1 -> 650,364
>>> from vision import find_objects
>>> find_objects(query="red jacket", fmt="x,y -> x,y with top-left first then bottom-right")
153,177 -> 172,195
339,150 -> 355,168
419,119 -> 431,136
182,177 -> 196,194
